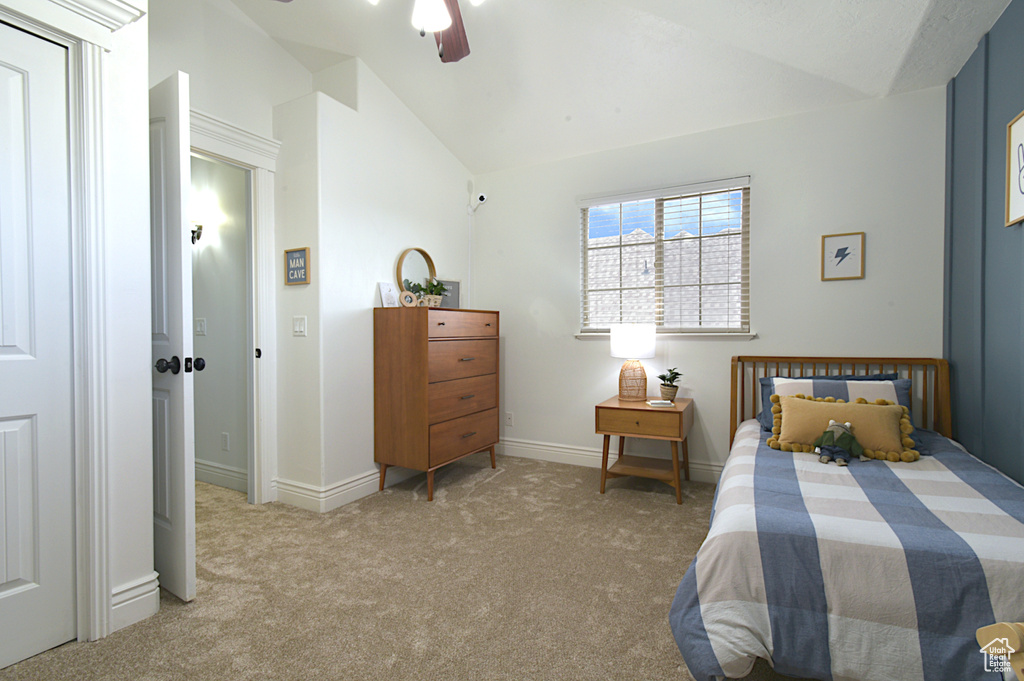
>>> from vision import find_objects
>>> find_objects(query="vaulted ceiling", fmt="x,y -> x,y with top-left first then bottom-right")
227,0 -> 1009,173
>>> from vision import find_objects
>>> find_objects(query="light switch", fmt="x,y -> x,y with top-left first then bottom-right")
292,315 -> 307,337
195,318 -> 207,336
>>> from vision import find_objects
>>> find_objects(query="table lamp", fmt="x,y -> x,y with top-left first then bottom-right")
610,324 -> 656,402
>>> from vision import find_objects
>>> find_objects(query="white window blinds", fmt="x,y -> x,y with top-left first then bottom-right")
579,177 -> 750,333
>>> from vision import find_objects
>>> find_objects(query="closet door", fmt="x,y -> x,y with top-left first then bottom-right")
0,21 -> 76,667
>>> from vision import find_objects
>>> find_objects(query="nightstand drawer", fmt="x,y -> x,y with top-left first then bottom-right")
429,408 -> 498,467
428,374 -> 497,424
428,339 -> 497,382
597,408 -> 681,439
428,310 -> 498,338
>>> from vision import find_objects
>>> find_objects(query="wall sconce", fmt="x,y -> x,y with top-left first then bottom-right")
189,187 -> 226,249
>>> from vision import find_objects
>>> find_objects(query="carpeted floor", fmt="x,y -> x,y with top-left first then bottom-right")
0,453 -> 805,680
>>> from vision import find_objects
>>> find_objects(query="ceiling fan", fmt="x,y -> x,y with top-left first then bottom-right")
268,0 -> 476,63
429,0 -> 471,63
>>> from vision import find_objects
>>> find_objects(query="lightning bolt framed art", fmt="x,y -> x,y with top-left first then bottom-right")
821,232 -> 865,281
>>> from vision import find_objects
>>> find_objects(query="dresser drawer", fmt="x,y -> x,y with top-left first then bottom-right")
428,339 -> 497,382
596,407 -> 682,439
428,374 -> 497,424
429,408 -> 498,467
428,310 -> 498,338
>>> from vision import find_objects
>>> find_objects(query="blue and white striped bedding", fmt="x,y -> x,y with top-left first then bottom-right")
669,420 -> 1024,681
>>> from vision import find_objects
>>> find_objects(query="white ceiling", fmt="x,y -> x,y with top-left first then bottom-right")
227,0 -> 1009,174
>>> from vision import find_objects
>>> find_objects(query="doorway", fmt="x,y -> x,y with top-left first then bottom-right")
190,154 -> 253,496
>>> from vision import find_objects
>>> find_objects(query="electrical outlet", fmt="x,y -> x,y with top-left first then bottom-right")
221,432 -> 230,451
505,412 -> 514,427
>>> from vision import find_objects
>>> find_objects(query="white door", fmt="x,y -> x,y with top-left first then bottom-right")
0,22 -> 75,666
150,72 -> 196,602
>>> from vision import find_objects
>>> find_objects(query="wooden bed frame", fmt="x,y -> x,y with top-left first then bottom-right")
730,356 -> 951,446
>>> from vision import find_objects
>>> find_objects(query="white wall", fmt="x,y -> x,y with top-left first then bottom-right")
317,61 -> 473,489
191,155 -> 250,492
271,93 -> 322,489
272,60 -> 473,509
471,87 -> 948,478
103,5 -> 161,630
148,0 -> 311,140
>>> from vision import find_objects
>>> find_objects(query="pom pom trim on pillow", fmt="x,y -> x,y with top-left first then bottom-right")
766,393 -> 920,462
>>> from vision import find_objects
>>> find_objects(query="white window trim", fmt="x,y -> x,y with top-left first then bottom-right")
578,176 -> 750,208
578,176 -> 751,335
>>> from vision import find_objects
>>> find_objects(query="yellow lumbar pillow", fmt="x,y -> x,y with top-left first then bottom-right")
766,394 -> 920,462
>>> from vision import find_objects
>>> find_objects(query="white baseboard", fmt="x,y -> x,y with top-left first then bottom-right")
195,458 -> 247,493
270,441 -> 720,513
499,437 -> 723,484
110,571 -> 160,633
273,466 -> 420,513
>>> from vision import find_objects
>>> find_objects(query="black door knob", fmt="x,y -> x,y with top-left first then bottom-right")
155,356 -> 181,374
194,357 -> 206,371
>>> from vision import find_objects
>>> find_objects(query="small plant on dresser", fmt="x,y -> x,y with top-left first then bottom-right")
658,367 -> 681,401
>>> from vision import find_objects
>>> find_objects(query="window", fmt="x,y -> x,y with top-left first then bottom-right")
580,177 -> 749,334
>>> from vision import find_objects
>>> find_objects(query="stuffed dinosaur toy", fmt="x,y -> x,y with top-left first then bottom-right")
813,420 -> 863,466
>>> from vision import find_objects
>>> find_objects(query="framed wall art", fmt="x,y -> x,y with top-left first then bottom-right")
821,232 -> 864,281
1006,108 -> 1024,226
285,247 -> 310,286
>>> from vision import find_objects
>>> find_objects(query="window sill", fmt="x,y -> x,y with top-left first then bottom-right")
575,332 -> 758,341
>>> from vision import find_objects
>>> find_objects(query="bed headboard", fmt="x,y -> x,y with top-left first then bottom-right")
730,356 -> 951,445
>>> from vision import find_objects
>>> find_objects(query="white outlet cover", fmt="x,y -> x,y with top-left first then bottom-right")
195,318 -> 207,336
292,315 -> 307,337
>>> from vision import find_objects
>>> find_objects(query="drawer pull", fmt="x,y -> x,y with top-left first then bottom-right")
461,431 -> 477,439
460,394 -> 476,400
459,357 -> 475,362
437,322 -> 446,326
635,420 -> 640,426
486,323 -> 492,327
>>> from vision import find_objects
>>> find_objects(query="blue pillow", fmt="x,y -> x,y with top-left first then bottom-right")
756,374 -> 901,431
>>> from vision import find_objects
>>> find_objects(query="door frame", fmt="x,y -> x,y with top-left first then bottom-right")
0,0 -> 144,642
190,111 -> 280,504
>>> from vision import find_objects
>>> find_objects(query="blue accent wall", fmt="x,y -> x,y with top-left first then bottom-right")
946,0 -> 1024,484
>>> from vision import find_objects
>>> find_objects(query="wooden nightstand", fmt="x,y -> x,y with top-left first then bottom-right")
595,396 -> 694,504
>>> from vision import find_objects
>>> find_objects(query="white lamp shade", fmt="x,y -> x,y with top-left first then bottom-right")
609,324 -> 656,359
411,0 -> 452,32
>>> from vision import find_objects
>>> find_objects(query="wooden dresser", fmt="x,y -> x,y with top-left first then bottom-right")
373,307 -> 499,500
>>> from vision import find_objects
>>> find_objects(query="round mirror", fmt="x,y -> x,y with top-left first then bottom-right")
395,248 -> 437,307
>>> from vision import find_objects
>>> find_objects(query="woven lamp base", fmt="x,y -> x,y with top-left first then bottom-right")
618,359 -> 647,401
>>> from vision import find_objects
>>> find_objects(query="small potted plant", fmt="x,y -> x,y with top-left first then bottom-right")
657,367 -> 682,401
403,277 -> 449,308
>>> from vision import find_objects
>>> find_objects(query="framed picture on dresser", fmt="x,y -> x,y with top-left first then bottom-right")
439,279 -> 461,309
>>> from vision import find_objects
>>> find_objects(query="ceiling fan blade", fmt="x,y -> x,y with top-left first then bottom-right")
434,0 -> 470,63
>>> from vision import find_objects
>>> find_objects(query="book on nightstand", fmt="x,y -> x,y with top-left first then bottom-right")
646,400 -> 674,407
